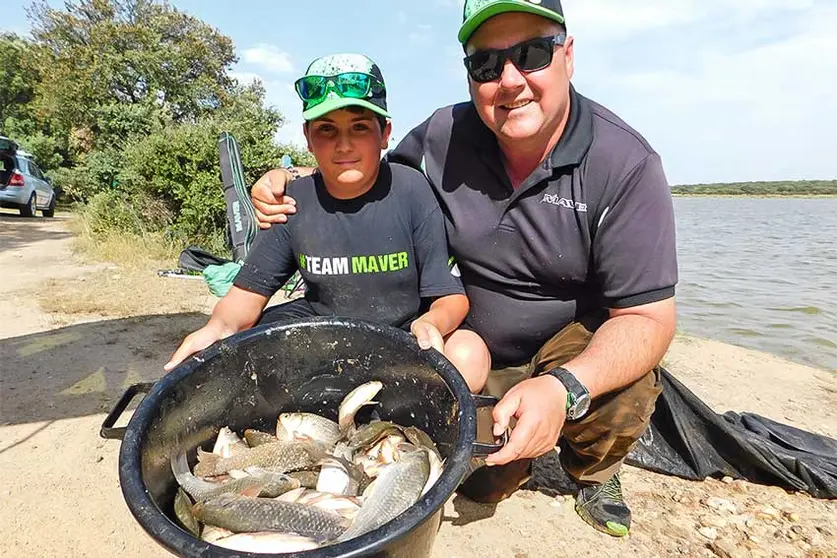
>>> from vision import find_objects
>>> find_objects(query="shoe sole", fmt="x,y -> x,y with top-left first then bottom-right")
574,501 -> 630,538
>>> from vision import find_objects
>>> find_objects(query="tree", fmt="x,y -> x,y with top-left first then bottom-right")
26,0 -> 237,135
0,33 -> 39,129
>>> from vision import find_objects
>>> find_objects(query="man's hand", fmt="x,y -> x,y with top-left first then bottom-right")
485,374 -> 568,466
164,323 -> 232,372
410,318 -> 445,353
251,169 -> 297,229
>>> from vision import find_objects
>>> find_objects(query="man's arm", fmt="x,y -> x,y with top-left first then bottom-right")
561,298 -> 675,398
250,168 -> 316,228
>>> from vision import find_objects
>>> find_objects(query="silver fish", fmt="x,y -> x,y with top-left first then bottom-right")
213,531 -> 320,552
192,493 -> 349,544
315,457 -> 358,496
193,440 -> 327,477
277,412 -> 341,446
171,452 -> 300,502
338,381 -> 382,432
336,447 -> 430,542
212,426 -> 248,458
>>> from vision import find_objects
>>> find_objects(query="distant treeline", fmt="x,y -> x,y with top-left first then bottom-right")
671,180 -> 837,196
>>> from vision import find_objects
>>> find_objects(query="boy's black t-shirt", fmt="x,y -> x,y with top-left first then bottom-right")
233,161 -> 465,328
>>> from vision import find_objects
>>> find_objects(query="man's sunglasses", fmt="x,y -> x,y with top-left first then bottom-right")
294,72 -> 385,108
463,33 -> 567,83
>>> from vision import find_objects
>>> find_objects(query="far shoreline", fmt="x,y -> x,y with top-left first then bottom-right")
672,193 -> 837,199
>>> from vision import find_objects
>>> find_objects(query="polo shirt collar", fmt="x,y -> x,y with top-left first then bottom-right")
548,84 -> 594,171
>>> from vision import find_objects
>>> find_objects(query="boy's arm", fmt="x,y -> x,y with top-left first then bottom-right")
407,170 -> 468,350
164,286 -> 268,370
412,294 -> 469,352
164,223 -> 299,371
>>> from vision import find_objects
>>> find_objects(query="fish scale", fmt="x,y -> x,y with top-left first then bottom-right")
192,493 -> 349,544
193,440 -> 326,477
336,448 -> 430,542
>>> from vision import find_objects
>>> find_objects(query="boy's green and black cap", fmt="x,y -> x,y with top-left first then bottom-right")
296,53 -> 390,122
458,0 -> 565,44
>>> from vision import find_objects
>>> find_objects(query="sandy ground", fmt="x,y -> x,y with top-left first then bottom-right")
1,210 -> 835,558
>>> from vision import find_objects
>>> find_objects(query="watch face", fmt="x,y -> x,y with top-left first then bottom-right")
570,393 -> 591,419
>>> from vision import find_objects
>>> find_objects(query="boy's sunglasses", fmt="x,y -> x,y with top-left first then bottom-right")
294,72 -> 385,107
463,33 -> 567,83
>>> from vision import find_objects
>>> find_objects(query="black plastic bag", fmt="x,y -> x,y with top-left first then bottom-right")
526,367 -> 837,499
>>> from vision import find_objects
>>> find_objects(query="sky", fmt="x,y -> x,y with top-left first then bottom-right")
3,0 -> 836,185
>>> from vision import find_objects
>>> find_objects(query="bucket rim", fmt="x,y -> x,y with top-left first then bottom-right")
118,316 -> 478,557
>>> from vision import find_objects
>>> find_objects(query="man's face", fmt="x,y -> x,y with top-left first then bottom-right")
465,12 -> 574,145
304,107 -> 391,191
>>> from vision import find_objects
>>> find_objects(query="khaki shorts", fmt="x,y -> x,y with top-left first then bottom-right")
460,320 -> 663,503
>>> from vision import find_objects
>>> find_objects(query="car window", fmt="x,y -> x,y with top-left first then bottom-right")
15,157 -> 29,175
29,162 -> 44,179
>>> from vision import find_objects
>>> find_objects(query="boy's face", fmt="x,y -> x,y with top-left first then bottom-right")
303,107 -> 392,190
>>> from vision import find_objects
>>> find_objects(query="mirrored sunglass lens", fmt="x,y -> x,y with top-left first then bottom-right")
337,73 -> 372,97
299,77 -> 326,100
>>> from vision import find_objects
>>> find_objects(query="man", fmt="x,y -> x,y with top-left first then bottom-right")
249,0 -> 678,538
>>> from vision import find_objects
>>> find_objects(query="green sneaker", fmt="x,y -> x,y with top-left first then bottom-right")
574,474 -> 631,537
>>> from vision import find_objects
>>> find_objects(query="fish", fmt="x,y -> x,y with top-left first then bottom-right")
346,420 -> 403,452
171,452 -> 301,502
287,470 -> 320,489
192,493 -> 349,544
315,457 -> 358,496
244,429 -> 277,448
338,381 -> 382,432
403,426 -> 441,460
277,412 -> 341,446
335,447 -> 431,542
173,487 -> 201,537
212,426 -> 249,458
212,531 -> 319,553
192,440 -> 328,478
200,525 -> 234,543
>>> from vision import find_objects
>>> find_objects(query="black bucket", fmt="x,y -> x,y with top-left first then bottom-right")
101,317 -> 504,557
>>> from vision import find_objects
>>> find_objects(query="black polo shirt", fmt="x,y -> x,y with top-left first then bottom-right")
387,85 -> 678,368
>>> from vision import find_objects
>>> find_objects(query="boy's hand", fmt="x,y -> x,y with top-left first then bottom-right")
410,319 -> 445,353
164,323 -> 232,372
251,169 -> 297,229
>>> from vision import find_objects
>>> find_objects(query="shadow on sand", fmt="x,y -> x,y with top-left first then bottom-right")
0,313 -> 208,430
0,211 -> 73,252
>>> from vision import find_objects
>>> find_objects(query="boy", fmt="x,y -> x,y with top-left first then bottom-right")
164,53 -> 489,393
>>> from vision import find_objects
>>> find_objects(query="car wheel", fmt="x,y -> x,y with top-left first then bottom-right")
20,193 -> 37,217
43,195 -> 56,218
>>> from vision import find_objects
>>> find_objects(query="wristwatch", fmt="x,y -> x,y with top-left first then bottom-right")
545,367 -> 591,421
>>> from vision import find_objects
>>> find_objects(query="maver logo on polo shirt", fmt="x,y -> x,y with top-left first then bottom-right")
540,192 -> 587,212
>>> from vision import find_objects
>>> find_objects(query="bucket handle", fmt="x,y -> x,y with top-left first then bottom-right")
470,394 -> 509,457
100,382 -> 156,441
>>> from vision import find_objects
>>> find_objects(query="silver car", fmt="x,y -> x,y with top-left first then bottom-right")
0,136 -> 56,218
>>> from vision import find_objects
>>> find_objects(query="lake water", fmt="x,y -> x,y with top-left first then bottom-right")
672,197 -> 837,372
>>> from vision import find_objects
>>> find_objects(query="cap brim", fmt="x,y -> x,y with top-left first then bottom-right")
302,97 -> 391,121
458,2 -> 565,44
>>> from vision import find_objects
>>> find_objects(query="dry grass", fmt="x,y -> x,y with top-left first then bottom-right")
37,214 -> 216,318
66,212 -> 182,269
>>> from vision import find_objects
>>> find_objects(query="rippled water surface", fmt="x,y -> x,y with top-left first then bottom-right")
673,197 -> 837,371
